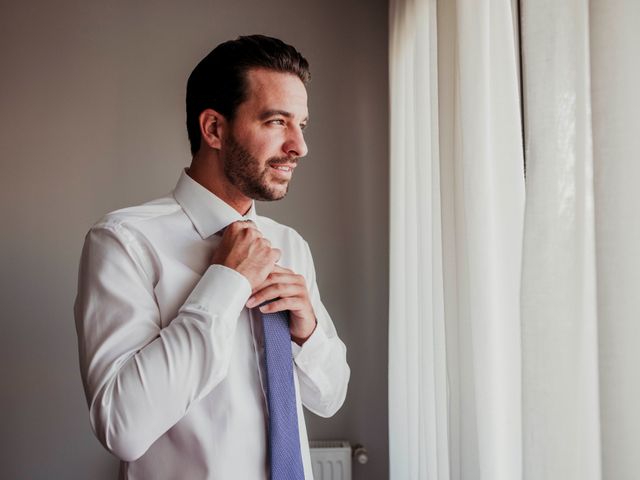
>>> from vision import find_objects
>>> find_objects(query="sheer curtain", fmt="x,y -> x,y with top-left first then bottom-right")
388,0 -> 525,479
520,1 -> 640,479
389,0 -> 640,478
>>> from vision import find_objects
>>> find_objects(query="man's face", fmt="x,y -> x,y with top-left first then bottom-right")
220,68 -> 309,201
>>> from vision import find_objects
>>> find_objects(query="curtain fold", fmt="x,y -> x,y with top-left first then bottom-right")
389,1 -> 449,478
590,2 -> 640,478
519,1 -> 601,478
388,0 -> 525,478
520,1 -> 640,479
390,0 -> 640,479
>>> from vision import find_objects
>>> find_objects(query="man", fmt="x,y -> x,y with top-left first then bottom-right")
74,35 -> 350,479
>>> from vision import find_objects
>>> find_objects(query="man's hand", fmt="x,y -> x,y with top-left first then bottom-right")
210,220 -> 281,291
246,265 -> 317,345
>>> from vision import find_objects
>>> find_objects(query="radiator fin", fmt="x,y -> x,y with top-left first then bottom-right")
309,441 -> 352,480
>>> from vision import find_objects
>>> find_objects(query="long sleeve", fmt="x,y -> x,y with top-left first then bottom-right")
292,241 -> 350,417
74,223 -> 251,462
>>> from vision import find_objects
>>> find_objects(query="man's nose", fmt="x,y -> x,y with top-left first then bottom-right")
283,126 -> 308,158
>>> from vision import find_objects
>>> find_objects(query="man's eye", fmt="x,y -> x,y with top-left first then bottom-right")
268,119 -> 285,126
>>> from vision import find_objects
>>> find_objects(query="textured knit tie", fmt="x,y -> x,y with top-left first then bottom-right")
260,307 -> 305,480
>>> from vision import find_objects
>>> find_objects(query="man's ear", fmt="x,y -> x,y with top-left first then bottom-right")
199,109 -> 227,150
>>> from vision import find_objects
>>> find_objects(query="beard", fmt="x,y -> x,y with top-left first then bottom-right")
221,133 -> 297,201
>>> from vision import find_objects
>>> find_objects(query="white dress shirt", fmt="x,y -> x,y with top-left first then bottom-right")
74,170 -> 350,479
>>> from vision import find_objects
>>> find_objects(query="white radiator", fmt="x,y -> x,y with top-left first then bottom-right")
309,440 -> 352,480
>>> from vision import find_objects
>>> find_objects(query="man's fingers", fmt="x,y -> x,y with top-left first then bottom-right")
246,283 -> 301,308
226,219 -> 259,237
255,296 -> 305,314
253,271 -> 304,293
228,219 -> 251,231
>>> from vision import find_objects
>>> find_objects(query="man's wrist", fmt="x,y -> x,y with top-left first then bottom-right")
291,320 -> 317,346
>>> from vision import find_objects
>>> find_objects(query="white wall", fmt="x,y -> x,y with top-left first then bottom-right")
0,1 -> 389,478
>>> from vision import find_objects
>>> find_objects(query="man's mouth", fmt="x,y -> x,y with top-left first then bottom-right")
271,165 -> 294,172
268,161 -> 297,177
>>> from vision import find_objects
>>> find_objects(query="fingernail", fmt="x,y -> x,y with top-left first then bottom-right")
246,297 -> 255,308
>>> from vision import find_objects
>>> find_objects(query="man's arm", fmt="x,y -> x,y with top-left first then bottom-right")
292,243 -> 350,418
75,221 -> 276,461
245,240 -> 350,417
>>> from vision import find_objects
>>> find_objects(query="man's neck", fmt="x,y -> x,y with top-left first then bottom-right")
187,154 -> 253,215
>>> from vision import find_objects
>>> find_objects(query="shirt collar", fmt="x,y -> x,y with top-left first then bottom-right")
173,169 -> 257,239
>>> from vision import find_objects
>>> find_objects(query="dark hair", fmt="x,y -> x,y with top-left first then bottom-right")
185,35 -> 310,155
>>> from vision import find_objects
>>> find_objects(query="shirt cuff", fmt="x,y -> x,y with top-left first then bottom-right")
182,264 -> 252,322
292,323 -> 329,364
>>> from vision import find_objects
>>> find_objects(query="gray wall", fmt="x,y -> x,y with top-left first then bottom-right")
0,0 -> 389,479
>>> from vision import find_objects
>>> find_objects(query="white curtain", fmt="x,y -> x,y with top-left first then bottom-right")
388,0 -> 525,479
520,1 -> 640,479
389,0 -> 640,478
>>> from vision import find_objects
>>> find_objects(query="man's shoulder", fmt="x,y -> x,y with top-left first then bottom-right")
90,194 -> 183,235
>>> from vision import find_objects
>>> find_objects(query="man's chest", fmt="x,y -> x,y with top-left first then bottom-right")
149,227 -> 301,327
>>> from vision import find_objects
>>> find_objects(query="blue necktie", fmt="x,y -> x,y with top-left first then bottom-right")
260,307 -> 305,480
